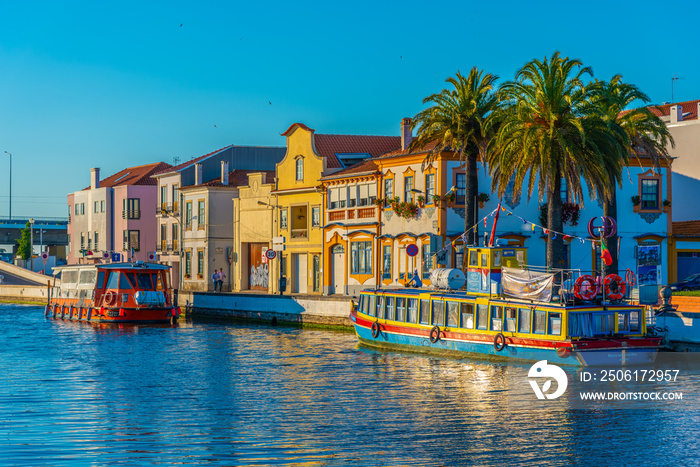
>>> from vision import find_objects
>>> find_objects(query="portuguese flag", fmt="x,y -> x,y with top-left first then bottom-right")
601,239 -> 613,266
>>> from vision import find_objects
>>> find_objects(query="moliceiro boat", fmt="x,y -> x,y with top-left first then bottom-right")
351,244 -> 661,366
46,262 -> 180,323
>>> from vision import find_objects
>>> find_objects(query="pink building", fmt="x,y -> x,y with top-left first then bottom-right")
67,163 -> 171,265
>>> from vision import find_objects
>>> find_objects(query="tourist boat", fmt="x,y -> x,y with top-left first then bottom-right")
350,244 -> 661,366
45,262 -> 180,323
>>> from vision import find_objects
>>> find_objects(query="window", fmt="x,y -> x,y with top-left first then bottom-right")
80,203 -> 85,214
160,224 -> 167,250
75,204 -> 79,215
385,297 -> 395,321
469,250 -> 478,267
295,158 -> 304,181
368,295 -> 376,317
505,307 -> 517,332
172,223 -> 178,250
446,301 -> 459,327
382,245 -> 392,279
186,202 -> 192,229
376,296 -> 384,319
161,186 -> 167,207
396,298 -> 406,322
384,178 -> 393,206
312,207 -> 320,227
404,176 -> 414,202
431,300 -> 445,326
96,271 -> 105,289
280,209 -> 288,229
491,306 -> 503,331
106,272 -> 120,289
618,312 -> 630,333
350,241 -> 372,275
549,312 -> 562,335
359,295 -> 369,314
172,184 -> 179,211
123,230 -> 140,251
358,184 -> 370,206
454,245 -> 464,269
100,200 -> 105,212
456,173 -> 466,204
630,311 -> 640,333
425,174 -> 435,202
197,250 -> 204,276
329,188 -> 339,210
593,313 -> 616,335
185,250 -> 192,277
641,179 -> 659,210
119,273 -> 133,290
80,233 -> 85,250
477,304 -> 488,330
94,201 -> 99,213
534,310 -> 547,334
87,233 -> 92,250
519,308 -> 531,333
460,303 -> 474,329
348,186 -> 357,207
123,198 -> 141,219
198,200 -> 205,229
419,299 -> 430,325
407,298 -> 418,323
422,244 -> 431,279
94,232 -> 99,251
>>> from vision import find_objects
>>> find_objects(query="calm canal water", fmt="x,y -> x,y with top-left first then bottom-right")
1,303 -> 699,466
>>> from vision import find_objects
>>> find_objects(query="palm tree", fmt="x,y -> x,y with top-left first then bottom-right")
587,75 -> 675,274
488,52 -> 622,269
409,67 -> 499,245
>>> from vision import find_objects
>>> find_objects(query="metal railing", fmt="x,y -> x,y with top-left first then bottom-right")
123,242 -> 140,251
122,210 -> 141,219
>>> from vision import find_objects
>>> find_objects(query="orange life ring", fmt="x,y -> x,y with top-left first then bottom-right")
605,274 -> 626,300
625,268 -> 637,289
104,291 -> 116,307
574,275 -> 597,301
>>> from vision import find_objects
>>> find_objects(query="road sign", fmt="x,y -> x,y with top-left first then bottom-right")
406,244 -> 419,257
265,249 -> 277,260
272,244 -> 285,252
273,236 -> 286,244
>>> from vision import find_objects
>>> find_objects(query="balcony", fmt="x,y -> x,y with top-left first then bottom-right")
166,243 -> 173,251
172,239 -> 178,250
123,242 -> 140,251
329,211 -> 346,222
157,203 -> 173,215
123,210 -> 141,219
327,207 -> 376,223
291,229 -> 308,239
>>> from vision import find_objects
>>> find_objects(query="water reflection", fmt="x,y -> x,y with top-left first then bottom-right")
0,304 -> 697,465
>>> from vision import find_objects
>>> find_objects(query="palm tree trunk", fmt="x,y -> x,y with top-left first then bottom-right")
547,177 -> 565,269
465,154 -> 478,245
603,193 -> 619,276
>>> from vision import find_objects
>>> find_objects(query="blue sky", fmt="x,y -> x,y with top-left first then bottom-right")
1,0 -> 698,219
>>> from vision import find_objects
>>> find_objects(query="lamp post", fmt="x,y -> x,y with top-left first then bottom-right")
39,229 -> 46,254
3,151 -> 11,220
29,218 -> 34,271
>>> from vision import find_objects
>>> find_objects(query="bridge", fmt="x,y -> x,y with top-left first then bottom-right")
0,217 -> 69,251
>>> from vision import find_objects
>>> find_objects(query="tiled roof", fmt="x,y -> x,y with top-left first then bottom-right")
191,170 -> 276,188
620,99 -> 700,121
87,162 -> 173,189
320,159 -> 378,181
314,134 -> 401,168
673,220 -> 700,238
153,145 -> 235,175
376,140 -> 440,159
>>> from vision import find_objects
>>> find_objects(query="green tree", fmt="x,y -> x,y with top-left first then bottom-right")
17,222 -> 31,260
587,75 -> 675,274
410,67 -> 499,245
489,52 -> 622,269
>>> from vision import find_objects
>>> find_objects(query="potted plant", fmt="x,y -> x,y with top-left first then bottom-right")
631,195 -> 641,213
432,194 -> 441,206
445,191 -> 456,206
184,274 -> 191,279
374,197 -> 384,207
417,195 -> 425,207
478,192 -> 490,208
197,273 -> 203,279
663,199 -> 671,207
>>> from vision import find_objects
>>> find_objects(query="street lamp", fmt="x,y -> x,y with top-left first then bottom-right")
3,151 -> 11,220
29,218 -> 34,271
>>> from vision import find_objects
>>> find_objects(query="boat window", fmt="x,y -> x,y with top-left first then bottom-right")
136,273 -> 154,290
493,251 -> 501,267
593,313 -> 615,335
630,311 -> 640,332
155,273 -> 164,291
491,306 -> 503,331
446,301 -> 459,327
460,303 -> 474,329
533,310 -> 546,334
396,297 -> 406,322
79,269 -> 97,285
358,295 -> 366,313
505,307 -> 517,332
618,312 -> 630,333
481,253 -> 488,268
419,300 -> 430,325
119,273 -> 134,290
376,296 -> 385,319
105,272 -> 120,289
569,313 -> 593,337
62,270 -> 79,284
469,250 -> 478,267
477,304 -> 488,330
368,295 -> 376,317
548,312 -> 562,336
385,297 -> 395,321
407,298 -> 418,324
431,300 -> 445,326
518,308 -> 531,333
96,271 -> 105,289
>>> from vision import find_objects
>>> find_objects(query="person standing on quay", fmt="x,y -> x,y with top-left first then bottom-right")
211,269 -> 220,292
218,268 -> 226,292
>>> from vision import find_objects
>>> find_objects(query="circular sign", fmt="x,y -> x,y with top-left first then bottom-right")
103,251 -> 110,259
148,253 -> 156,261
406,244 -> 419,257
587,216 -> 617,238
41,252 -> 49,260
265,249 -> 277,260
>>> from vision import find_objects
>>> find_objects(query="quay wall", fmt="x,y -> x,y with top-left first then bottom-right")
178,291 -> 354,328
0,285 -> 50,304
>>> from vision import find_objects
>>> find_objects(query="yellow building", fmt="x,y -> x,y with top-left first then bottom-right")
273,123 -> 399,294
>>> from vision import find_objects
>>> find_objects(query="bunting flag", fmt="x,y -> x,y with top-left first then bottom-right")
601,239 -> 613,266
552,233 -> 557,240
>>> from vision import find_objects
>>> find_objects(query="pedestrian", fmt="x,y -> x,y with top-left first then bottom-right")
211,269 -> 219,292
218,268 -> 226,292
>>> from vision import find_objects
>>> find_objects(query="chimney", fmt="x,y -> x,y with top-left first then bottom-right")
90,168 -> 100,189
401,117 -> 413,150
221,161 -> 229,185
670,105 -> 683,123
260,172 -> 267,185
195,163 -> 202,185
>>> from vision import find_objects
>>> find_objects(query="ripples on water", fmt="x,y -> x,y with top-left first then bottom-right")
0,304 -> 698,466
